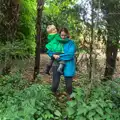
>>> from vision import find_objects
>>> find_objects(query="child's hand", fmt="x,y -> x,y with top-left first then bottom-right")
53,55 -> 60,59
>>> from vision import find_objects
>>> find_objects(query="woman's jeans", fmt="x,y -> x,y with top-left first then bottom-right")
52,66 -> 72,95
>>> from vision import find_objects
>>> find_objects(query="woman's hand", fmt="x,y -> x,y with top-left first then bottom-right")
53,54 -> 60,59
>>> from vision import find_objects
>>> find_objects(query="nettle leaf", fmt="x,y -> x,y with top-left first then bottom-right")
89,117 -> 94,120
54,110 -> 62,117
37,118 -> 43,120
93,114 -> 101,120
103,114 -> 111,120
44,110 -> 53,119
24,106 -> 36,115
98,100 -> 107,108
77,106 -> 88,115
75,116 -> 86,120
90,102 -> 98,109
66,107 -> 75,116
67,100 -> 77,107
105,108 -> 111,114
87,110 -> 96,118
107,102 -> 113,109
96,107 -> 104,116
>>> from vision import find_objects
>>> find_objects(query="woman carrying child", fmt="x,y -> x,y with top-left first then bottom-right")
46,26 -> 76,99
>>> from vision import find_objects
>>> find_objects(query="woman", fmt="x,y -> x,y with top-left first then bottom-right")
47,28 -> 76,98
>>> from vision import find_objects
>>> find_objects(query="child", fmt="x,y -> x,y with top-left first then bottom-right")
45,25 -> 69,75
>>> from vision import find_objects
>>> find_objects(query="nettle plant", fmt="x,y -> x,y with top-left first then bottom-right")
66,81 -> 120,120
0,73 -> 63,120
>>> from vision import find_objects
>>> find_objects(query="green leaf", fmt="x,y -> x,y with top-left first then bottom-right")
105,108 -> 111,114
66,107 -> 75,116
77,106 -> 87,115
108,102 -> 113,109
67,100 -> 77,107
75,116 -> 86,120
54,110 -> 62,117
87,111 -> 96,118
96,107 -> 103,116
97,100 -> 107,108
37,118 -> 43,120
90,102 -> 98,109
89,117 -> 94,120
103,114 -> 111,120
93,114 -> 101,120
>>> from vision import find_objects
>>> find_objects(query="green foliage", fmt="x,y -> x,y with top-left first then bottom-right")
0,41 -> 32,75
44,0 -> 78,28
0,73 -> 63,120
43,0 -> 92,53
0,41 -> 31,63
0,0 -> 36,56
0,0 -> 37,74
66,79 -> 120,120
43,0 -> 83,42
0,0 -> 14,42
17,0 -> 36,55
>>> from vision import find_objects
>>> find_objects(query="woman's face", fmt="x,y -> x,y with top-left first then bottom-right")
60,31 -> 67,39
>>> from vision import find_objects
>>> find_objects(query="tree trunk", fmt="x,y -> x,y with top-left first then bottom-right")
34,0 -> 44,80
1,0 -> 20,75
9,0 -> 20,42
104,35 -> 119,80
89,0 -> 94,80
103,1 -> 120,80
0,0 -> 20,42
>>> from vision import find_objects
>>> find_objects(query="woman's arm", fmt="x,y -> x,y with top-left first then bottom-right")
47,50 -> 55,57
47,50 -> 60,60
47,41 -> 76,61
58,41 -> 76,61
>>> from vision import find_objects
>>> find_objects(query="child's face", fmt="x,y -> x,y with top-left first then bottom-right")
60,31 -> 67,39
52,28 -> 57,33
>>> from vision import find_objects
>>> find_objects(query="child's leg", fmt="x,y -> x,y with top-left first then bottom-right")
57,61 -> 65,74
48,57 -> 54,67
45,57 -> 54,75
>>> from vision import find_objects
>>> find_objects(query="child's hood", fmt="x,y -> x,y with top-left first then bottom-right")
47,33 -> 59,42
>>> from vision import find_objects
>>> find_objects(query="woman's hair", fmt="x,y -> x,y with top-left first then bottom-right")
59,28 -> 70,38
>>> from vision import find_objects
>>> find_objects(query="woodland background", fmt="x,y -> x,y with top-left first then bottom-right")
0,0 -> 120,119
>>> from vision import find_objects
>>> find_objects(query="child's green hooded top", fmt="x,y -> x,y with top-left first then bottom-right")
46,33 -> 69,53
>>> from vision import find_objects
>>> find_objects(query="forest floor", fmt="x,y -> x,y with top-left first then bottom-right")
16,53 -> 120,102
0,53 -> 120,102
0,52 -> 120,84
20,53 -> 120,81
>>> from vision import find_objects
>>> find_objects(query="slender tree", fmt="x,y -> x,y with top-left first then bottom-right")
0,0 -> 20,75
93,0 -> 120,80
89,0 -> 94,80
102,0 -> 120,80
34,0 -> 44,79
